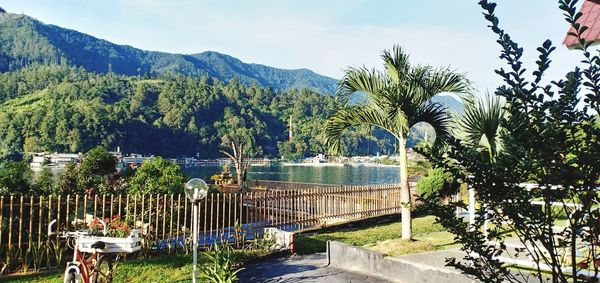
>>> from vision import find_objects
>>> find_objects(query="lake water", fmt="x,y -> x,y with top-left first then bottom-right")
183,165 -> 401,185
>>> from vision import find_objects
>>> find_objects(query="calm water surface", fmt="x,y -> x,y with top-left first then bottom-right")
183,165 -> 400,185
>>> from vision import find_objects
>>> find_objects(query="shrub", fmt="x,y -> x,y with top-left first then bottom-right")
0,161 -> 33,195
78,147 -> 117,193
416,168 -> 454,200
126,157 -> 185,194
200,243 -> 244,283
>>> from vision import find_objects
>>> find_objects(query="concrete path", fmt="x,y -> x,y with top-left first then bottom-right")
241,248 -> 542,283
395,248 -> 468,268
239,253 -> 394,283
397,248 -> 543,283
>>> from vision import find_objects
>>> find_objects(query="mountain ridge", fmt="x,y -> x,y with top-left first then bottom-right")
0,11 -> 338,93
0,10 -> 465,112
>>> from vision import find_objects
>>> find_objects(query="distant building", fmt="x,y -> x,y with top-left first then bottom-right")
563,0 -> 600,48
49,153 -> 81,164
313,154 -> 326,163
121,154 -> 154,166
30,155 -> 46,169
109,146 -> 123,160
29,152 -> 82,170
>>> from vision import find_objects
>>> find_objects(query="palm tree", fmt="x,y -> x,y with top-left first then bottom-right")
323,45 -> 470,240
456,93 -> 506,162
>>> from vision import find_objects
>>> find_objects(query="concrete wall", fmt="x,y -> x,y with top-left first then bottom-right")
327,241 -> 477,283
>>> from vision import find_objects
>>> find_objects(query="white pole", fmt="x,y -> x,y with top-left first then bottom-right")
192,202 -> 198,283
483,204 -> 488,238
469,187 -> 475,229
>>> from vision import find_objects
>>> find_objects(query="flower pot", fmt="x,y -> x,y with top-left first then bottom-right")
78,229 -> 142,253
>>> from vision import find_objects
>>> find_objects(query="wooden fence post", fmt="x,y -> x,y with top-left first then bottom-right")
18,195 -> 23,248
8,195 -> 13,250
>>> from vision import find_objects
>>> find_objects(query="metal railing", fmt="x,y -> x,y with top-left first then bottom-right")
0,183 -> 406,273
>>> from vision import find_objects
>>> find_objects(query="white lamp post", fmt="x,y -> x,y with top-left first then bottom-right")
185,178 -> 209,283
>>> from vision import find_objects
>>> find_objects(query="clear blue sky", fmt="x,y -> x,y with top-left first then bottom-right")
0,0 -> 582,93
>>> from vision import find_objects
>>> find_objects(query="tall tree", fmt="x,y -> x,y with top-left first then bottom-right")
215,108 -> 264,190
323,45 -> 469,239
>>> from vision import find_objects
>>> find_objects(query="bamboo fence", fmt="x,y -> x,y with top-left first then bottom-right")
0,183 -> 407,270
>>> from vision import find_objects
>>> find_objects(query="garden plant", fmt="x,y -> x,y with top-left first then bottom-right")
420,0 -> 600,282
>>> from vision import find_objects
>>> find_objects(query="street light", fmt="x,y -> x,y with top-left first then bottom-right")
185,178 -> 209,283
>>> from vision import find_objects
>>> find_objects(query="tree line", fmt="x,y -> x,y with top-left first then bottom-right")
0,147 -> 186,196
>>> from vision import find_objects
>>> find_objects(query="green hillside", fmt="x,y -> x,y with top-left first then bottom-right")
0,65 -> 460,159
0,65 -> 387,160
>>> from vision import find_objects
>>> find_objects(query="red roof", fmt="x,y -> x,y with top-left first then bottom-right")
564,0 -> 600,47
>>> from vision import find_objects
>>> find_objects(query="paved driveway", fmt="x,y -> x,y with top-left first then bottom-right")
239,253 -> 394,283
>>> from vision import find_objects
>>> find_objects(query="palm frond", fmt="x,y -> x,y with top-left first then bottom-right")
327,44 -> 471,153
411,102 -> 452,144
323,106 -> 399,154
382,84 -> 436,128
384,67 -> 469,123
421,68 -> 471,100
397,66 -> 470,107
382,45 -> 411,85
457,93 -> 505,158
336,67 -> 386,103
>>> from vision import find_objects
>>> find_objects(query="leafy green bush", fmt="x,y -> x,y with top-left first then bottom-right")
0,161 -> 33,195
35,168 -> 55,195
126,157 -> 185,194
78,147 -> 117,192
407,159 -> 431,177
57,162 -> 79,195
378,157 -> 399,165
416,168 -> 454,200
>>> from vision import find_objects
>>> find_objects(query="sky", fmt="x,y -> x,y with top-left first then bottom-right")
0,0 -> 584,93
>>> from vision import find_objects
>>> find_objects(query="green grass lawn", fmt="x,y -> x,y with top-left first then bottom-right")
1,249 -> 265,283
1,254 -> 195,283
0,216 -> 454,282
294,215 -> 458,256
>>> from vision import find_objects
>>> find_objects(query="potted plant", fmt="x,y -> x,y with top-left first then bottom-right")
81,217 -> 141,254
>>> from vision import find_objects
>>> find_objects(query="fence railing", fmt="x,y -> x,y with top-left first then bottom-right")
1,184 -> 404,249
250,179 -> 340,190
251,179 -> 416,191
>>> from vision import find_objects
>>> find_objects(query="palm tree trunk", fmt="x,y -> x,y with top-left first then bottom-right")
398,137 -> 412,240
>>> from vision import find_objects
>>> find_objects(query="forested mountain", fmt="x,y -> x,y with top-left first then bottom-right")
0,8 -> 464,160
0,10 -> 337,93
0,65 -> 394,160
0,64 -> 461,160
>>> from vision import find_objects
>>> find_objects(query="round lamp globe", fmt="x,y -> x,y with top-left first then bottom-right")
185,178 -> 208,202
